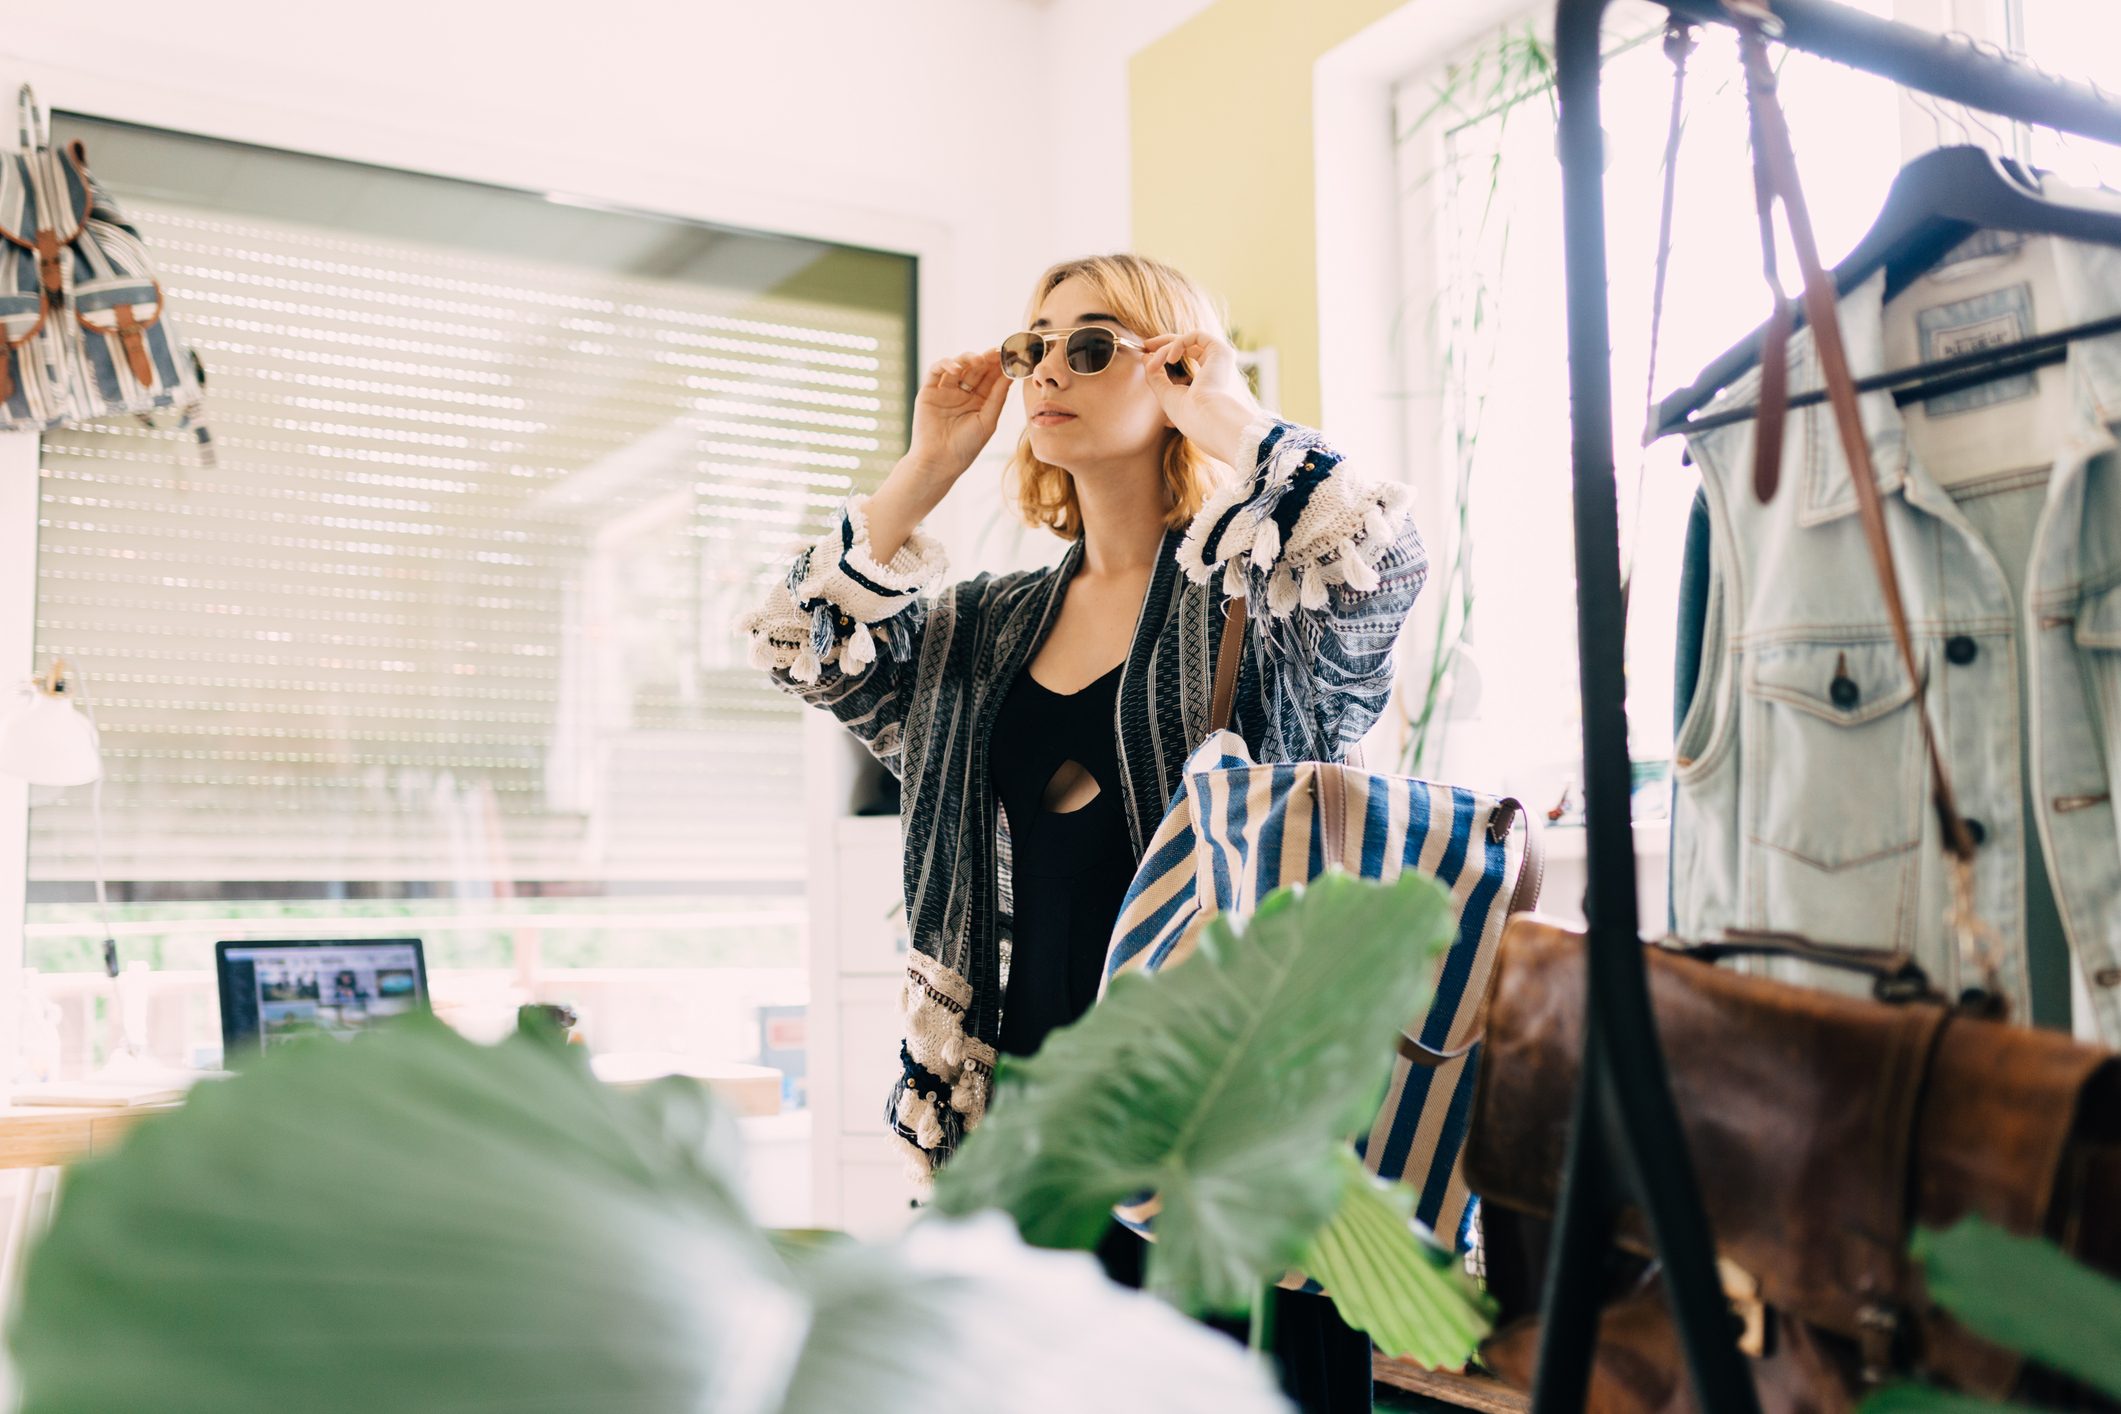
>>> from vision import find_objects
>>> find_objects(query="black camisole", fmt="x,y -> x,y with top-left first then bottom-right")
988,660 -> 1138,1059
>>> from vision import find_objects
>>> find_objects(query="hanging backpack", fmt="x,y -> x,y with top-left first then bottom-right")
0,85 -> 206,442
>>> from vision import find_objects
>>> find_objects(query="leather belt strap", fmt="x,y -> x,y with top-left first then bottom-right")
1730,9 -> 1981,877
1209,593 -> 1247,735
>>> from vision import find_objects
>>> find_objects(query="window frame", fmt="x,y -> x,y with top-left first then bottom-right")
0,110 -> 942,1076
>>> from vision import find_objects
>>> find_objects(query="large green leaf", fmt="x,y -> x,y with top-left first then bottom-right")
931,869 -> 1456,1315
1299,1148 -> 1494,1368
11,1016 -> 782,1413
7,1016 -> 1292,1414
1857,1389 -> 2027,1414
1910,1218 -> 2121,1399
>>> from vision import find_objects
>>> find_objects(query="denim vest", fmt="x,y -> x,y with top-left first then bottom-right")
1674,244 -> 2121,1045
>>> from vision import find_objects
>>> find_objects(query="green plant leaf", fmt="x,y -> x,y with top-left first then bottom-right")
1857,1387 -> 2024,1413
1298,1148 -> 1494,1369
1909,1217 -> 2121,1399
9,1017 -> 1292,1414
11,1016 -> 786,1414
930,870 -> 1456,1316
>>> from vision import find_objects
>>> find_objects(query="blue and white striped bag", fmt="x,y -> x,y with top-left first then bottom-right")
1103,700 -> 1542,1256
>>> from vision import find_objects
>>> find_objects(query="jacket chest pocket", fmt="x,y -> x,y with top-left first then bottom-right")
1743,639 -> 1928,949
2080,583 -> 2121,798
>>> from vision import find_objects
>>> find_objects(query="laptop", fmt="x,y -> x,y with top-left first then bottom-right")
215,938 -> 430,1062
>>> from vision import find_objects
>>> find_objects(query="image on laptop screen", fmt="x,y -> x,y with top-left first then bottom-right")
216,939 -> 429,1058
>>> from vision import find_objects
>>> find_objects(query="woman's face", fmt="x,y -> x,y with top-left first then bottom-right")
1021,276 -> 1170,476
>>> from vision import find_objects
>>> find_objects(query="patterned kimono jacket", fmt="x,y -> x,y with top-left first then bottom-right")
741,418 -> 1427,1177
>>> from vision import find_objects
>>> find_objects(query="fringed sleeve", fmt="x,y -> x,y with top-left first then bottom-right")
739,492 -> 947,683
736,493 -> 949,781
1175,418 -> 1427,757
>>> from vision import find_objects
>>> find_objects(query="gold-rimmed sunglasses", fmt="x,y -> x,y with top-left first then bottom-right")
999,325 -> 1147,379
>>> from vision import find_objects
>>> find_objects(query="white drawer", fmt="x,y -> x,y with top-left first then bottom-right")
835,833 -> 910,975
838,1135 -> 920,1241
838,975 -> 906,1139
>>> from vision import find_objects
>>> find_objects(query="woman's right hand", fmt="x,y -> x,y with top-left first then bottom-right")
861,349 -> 1010,565
904,349 -> 1009,488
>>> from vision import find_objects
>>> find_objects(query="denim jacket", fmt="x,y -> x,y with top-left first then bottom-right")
740,418 -> 1427,1174
1675,244 -> 2121,1044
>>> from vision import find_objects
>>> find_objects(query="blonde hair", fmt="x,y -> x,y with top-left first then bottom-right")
1005,253 -> 1230,540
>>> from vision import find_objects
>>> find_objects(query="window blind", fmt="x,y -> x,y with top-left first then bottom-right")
29,127 -> 911,894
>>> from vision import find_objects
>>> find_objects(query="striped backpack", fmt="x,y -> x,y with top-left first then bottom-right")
0,86 -> 206,439
1104,596 -> 1544,1253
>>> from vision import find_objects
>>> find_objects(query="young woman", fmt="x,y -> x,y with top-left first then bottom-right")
742,253 -> 1426,1409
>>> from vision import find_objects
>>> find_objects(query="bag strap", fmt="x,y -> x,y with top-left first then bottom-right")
1393,798 -> 1546,1070
1729,3 -> 2003,993
1672,931 -> 1945,1004
1494,798 -> 1546,917
1209,593 -> 1248,735
16,86 -> 48,153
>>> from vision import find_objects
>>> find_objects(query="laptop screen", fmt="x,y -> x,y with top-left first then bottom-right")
216,939 -> 429,1058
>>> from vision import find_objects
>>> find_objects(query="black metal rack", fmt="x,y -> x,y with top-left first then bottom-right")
1541,1 -> 2121,1408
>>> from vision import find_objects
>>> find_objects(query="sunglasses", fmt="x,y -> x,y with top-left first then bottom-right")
1000,325 -> 1150,379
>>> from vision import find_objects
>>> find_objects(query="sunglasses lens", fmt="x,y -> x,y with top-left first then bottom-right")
1066,327 -> 1118,374
999,332 -> 1043,379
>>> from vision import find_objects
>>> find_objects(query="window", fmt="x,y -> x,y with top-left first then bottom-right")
26,116 -> 914,1078
2015,0 -> 2121,187
1395,1 -> 1904,825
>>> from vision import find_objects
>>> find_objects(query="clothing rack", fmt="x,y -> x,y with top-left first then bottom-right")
1540,1 -> 2121,1409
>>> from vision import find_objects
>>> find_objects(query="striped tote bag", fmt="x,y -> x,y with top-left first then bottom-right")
1103,599 -> 1543,1253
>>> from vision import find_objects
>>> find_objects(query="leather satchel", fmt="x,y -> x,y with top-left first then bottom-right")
1465,919 -> 2121,1408
1459,7 -> 2121,1408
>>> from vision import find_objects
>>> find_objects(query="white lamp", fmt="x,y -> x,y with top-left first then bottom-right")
0,659 -> 102,787
0,663 -> 186,1098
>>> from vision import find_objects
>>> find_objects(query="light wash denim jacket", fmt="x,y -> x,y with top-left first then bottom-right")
1675,246 -> 2121,1045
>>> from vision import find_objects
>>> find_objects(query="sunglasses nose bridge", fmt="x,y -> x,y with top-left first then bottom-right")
1031,329 -> 1123,377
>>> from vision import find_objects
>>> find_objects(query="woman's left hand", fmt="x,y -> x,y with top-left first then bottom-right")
1143,330 -> 1267,465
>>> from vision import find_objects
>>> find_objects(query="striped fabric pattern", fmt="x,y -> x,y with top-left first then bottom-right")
1107,729 -> 1531,1258
0,87 -> 204,432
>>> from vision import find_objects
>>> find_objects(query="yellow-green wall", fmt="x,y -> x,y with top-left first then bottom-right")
1130,0 -> 1408,426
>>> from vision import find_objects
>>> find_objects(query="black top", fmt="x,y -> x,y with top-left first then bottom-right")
988,661 -> 1139,1059
989,658 -> 1374,1413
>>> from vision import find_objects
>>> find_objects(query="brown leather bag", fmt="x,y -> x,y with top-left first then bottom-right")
1465,919 -> 2121,1409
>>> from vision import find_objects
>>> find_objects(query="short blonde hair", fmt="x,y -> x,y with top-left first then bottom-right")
1006,253 -> 1230,540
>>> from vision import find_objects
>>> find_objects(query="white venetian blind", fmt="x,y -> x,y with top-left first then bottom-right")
30,122 -> 911,894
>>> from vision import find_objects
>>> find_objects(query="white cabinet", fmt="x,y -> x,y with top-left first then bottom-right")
805,714 -> 919,1238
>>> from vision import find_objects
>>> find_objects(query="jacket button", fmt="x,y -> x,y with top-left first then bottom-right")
2097,968 -> 2121,988
1829,674 -> 1861,710
1945,635 -> 1978,665
1963,818 -> 1987,847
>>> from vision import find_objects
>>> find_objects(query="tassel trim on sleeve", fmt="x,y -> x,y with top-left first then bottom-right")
885,950 -> 997,1188
1175,417 -> 1414,619
735,493 -> 947,682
